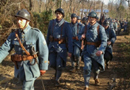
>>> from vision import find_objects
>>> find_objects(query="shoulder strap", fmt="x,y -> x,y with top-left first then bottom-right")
84,25 -> 87,34
97,25 -> 100,35
97,25 -> 100,39
15,30 -> 30,55
51,20 -> 65,37
51,20 -> 55,35
61,22 -> 65,36
77,24 -> 79,34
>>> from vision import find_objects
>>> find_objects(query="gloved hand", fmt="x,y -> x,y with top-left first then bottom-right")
40,70 -> 46,76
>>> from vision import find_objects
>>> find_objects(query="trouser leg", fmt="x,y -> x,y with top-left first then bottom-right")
83,55 -> 92,87
74,46 -> 81,70
55,54 -> 63,81
22,78 -> 36,90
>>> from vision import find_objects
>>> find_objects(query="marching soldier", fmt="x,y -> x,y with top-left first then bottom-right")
69,13 -> 83,72
81,17 -> 89,26
113,19 -> 118,35
46,8 -> 73,86
109,19 -> 114,29
0,9 -> 48,90
78,11 -> 107,90
77,16 -> 82,25
103,19 -> 116,69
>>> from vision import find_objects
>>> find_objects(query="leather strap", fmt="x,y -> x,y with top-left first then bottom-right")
77,24 -> 79,34
11,54 -> 37,62
85,41 -> 100,47
51,20 -> 65,37
15,30 -> 30,55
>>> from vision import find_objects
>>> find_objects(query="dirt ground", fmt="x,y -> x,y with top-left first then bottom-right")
0,31 -> 130,90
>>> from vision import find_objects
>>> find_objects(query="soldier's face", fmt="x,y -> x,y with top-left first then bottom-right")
16,17 -> 29,29
56,12 -> 63,20
71,17 -> 77,24
104,25 -> 109,29
77,20 -> 81,23
88,17 -> 97,25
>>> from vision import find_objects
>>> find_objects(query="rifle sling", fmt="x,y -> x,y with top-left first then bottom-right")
15,30 -> 30,55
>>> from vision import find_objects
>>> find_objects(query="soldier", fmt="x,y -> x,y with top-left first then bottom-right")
0,9 -> 48,90
113,19 -> 118,35
103,19 -> 116,69
69,13 -> 83,72
81,17 -> 89,26
117,20 -> 121,35
78,11 -> 107,90
99,14 -> 106,26
109,19 -> 114,29
46,8 -> 73,86
77,16 -> 82,24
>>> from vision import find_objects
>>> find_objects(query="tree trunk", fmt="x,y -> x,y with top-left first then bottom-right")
39,0 -> 42,13
29,0 -> 32,11
57,0 -> 62,8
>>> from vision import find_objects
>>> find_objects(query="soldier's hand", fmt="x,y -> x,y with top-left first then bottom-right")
81,45 -> 84,50
68,53 -> 72,57
40,70 -> 46,76
96,51 -> 103,56
107,41 -> 111,45
81,34 -> 85,39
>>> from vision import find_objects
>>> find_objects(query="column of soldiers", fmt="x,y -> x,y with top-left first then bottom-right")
0,8 -> 117,90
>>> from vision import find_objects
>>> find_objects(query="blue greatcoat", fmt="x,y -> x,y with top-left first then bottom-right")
78,22 -> 107,86
46,19 -> 73,68
0,25 -> 48,81
105,26 -> 116,60
70,22 -> 83,49
78,22 -> 107,70
69,22 -> 83,67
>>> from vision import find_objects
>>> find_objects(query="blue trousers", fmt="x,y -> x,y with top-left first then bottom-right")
22,78 -> 36,90
17,65 -> 36,90
49,51 -> 63,81
83,54 -> 100,86
71,45 -> 80,67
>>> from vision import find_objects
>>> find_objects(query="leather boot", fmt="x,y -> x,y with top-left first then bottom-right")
70,67 -> 76,73
95,79 -> 100,86
55,80 -> 61,87
84,87 -> 88,90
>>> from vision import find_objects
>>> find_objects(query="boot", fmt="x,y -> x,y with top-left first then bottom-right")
76,65 -> 80,70
95,79 -> 100,86
70,67 -> 76,73
55,80 -> 61,87
105,61 -> 109,69
84,86 -> 88,90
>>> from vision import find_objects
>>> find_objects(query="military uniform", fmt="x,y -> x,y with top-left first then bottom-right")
82,17 -> 88,26
78,11 -> 107,89
77,16 -> 83,26
46,8 -> 73,85
113,20 -> 118,34
0,9 -> 48,90
109,19 -> 114,29
69,14 -> 83,70
103,19 -> 116,68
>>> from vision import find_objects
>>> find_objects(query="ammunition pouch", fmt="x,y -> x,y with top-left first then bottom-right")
11,54 -> 38,69
11,54 -> 37,61
72,36 -> 79,40
49,35 -> 54,42
49,35 -> 66,44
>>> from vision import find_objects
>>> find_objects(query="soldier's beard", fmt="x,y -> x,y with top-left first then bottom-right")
56,16 -> 63,21
90,21 -> 96,25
